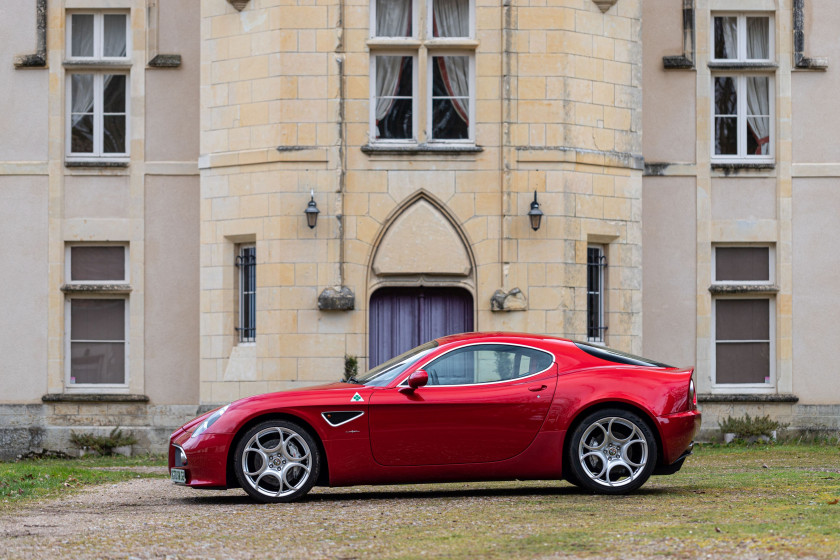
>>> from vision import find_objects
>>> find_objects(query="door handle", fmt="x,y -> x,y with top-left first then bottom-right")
528,384 -> 547,392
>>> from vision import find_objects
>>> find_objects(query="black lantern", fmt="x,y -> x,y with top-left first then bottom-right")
527,190 -> 544,231
304,191 -> 320,229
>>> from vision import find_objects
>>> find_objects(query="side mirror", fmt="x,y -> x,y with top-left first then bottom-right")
400,370 -> 429,393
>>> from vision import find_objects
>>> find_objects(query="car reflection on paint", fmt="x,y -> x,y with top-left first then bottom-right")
169,332 -> 700,503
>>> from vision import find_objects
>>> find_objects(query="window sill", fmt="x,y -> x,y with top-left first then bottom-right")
65,160 -> 129,168
42,393 -> 148,403
63,59 -> 132,70
361,143 -> 483,155
698,393 -> 798,403
709,284 -> 779,295
707,61 -> 778,71
61,283 -> 132,294
711,162 -> 775,174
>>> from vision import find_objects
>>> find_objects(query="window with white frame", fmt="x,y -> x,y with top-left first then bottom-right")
712,246 -> 775,387
370,0 -> 475,143
65,245 -> 129,387
236,245 -> 256,343
66,12 -> 130,159
586,246 -> 607,343
711,14 -> 774,161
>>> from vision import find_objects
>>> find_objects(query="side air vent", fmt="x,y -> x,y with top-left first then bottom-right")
321,411 -> 364,427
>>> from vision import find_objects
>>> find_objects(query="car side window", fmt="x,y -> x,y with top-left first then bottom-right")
423,344 -> 553,386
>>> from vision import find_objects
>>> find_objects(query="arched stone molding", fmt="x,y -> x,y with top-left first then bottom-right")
365,191 -> 478,363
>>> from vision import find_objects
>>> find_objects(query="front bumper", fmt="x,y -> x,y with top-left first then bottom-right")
168,428 -> 234,488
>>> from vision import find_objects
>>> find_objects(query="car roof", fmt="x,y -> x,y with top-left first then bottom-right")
434,332 -> 572,345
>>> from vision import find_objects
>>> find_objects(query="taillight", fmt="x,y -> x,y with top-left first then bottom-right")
688,379 -> 697,410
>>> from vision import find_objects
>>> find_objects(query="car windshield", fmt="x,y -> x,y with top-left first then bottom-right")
574,341 -> 674,368
354,341 -> 439,387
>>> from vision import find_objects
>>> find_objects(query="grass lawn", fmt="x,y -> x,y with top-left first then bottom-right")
309,443 -> 840,559
0,454 -> 165,509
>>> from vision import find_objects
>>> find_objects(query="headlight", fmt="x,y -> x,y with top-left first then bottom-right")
191,404 -> 230,439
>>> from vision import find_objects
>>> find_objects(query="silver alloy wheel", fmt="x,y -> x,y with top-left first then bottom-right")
577,416 -> 648,487
241,426 -> 312,498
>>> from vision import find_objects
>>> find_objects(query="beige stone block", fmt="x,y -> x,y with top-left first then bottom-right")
347,171 -> 387,193
355,215 -> 381,245
573,56 -> 603,81
299,76 -> 328,99
297,357 -> 344,382
229,81 -> 253,105
239,102 -> 269,127
260,358 -> 298,382
575,102 -> 604,127
603,197 -> 631,220
519,77 -> 546,100
603,60 -> 631,86
593,35 -> 615,60
298,123 -> 317,145
210,14 -> 241,39
592,82 -> 615,106
270,6 -> 328,29
517,8 -> 574,31
604,14 -> 631,41
547,30 -> 592,56
519,54 -> 571,77
258,264 -> 295,287
272,53 -> 328,77
604,106 -> 631,131
576,194 -> 603,219
519,100 -> 572,124
593,175 -> 615,197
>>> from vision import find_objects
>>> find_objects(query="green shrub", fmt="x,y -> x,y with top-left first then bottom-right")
69,427 -> 138,456
718,413 -> 787,439
344,355 -> 359,381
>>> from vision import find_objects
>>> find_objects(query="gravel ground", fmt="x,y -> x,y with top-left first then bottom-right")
0,465 -> 835,560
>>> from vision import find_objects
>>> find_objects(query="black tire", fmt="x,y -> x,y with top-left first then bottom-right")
567,408 -> 657,495
234,419 -> 321,503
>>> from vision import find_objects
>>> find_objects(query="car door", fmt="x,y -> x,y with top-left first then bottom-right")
368,343 -> 557,466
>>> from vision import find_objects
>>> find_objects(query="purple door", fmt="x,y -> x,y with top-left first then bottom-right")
369,287 -> 473,368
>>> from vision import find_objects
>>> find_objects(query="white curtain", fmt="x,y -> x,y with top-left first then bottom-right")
103,14 -> 127,57
433,0 -> 470,123
71,74 -> 95,134
375,0 -> 412,122
746,18 -> 770,154
720,17 -> 737,58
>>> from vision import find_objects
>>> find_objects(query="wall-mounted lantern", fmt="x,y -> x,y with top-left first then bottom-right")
527,191 -> 544,231
304,191 -> 320,229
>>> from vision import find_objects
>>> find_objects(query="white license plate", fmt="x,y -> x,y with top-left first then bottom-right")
170,468 -> 186,484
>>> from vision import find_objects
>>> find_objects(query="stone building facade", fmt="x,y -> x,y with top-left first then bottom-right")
1,0 -> 838,457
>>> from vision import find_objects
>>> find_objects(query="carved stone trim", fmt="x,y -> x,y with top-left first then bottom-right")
14,0 -> 47,68
793,0 -> 828,70
698,393 -> 798,403
708,284 -> 779,295
318,286 -> 355,311
149,54 -> 182,68
662,0 -> 695,70
228,0 -> 250,11
61,283 -> 133,294
42,393 -> 149,403
490,288 -> 527,312
592,0 -> 618,13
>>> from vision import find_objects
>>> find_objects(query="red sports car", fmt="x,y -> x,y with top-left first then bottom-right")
169,333 -> 700,502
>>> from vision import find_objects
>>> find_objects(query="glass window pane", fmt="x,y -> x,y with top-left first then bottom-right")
103,116 -> 126,153
71,299 -> 126,341
716,299 -> 770,341
71,341 -> 125,384
71,246 -> 126,281
71,115 -> 94,153
103,75 -> 126,113
375,0 -> 412,37
71,14 -> 94,57
432,0 -> 469,37
425,344 -> 552,386
716,342 -> 770,384
715,77 -> 737,115
71,74 -> 95,113
714,16 -> 737,59
432,56 -> 469,140
375,56 -> 413,139
716,247 -> 770,281
746,17 -> 770,59
715,118 -> 737,155
103,14 -> 127,57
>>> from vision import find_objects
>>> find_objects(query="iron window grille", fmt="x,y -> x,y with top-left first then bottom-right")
236,246 -> 256,343
587,246 -> 607,342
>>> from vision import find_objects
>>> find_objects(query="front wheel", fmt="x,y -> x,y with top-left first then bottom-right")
234,420 -> 321,503
567,408 -> 657,494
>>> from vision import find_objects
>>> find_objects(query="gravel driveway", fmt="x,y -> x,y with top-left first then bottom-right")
1,464 -> 835,560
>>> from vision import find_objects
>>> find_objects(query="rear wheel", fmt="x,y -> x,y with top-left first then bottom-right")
234,420 -> 320,503
567,408 -> 657,494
